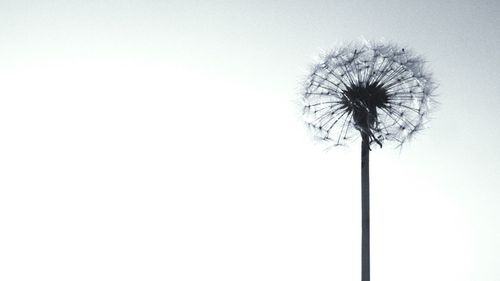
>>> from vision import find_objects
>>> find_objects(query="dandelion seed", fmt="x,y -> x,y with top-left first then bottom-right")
303,41 -> 435,147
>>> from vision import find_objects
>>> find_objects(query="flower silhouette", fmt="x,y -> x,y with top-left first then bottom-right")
303,42 -> 435,147
301,41 -> 437,281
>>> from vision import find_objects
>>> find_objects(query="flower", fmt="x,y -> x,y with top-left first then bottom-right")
303,42 -> 436,147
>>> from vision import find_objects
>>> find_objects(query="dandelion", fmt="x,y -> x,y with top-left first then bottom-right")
302,41 -> 436,281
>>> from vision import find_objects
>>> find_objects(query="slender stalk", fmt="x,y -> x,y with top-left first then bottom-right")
361,132 -> 370,281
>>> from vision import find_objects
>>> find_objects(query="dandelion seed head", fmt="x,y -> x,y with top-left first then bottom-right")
303,41 -> 436,147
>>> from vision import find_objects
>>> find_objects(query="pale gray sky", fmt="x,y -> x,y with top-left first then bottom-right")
0,1 -> 499,280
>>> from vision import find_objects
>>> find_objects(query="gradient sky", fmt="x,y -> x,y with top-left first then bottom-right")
1,1 -> 499,280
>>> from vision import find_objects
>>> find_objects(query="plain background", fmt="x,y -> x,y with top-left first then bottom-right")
0,0 -> 499,280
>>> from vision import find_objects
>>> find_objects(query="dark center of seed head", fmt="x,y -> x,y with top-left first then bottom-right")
344,83 -> 389,127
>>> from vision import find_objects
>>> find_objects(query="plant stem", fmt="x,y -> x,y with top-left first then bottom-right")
361,132 -> 370,281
